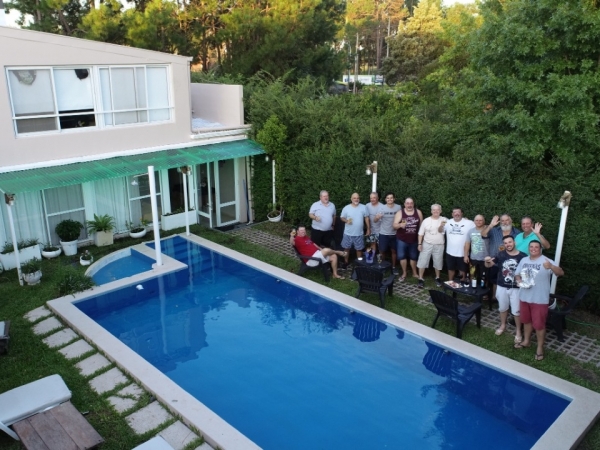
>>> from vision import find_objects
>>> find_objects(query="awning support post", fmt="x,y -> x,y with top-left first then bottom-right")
551,191 -> 571,294
181,166 -> 191,236
5,194 -> 23,286
148,166 -> 163,267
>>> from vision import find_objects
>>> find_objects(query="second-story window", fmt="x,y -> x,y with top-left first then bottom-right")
7,67 -> 95,134
99,66 -> 171,126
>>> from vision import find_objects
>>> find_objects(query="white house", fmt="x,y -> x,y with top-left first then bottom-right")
0,23 -> 263,249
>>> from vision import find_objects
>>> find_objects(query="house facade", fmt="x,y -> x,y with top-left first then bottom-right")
0,25 -> 262,248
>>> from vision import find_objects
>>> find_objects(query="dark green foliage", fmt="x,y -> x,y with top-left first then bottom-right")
55,266 -> 95,296
247,75 -> 600,312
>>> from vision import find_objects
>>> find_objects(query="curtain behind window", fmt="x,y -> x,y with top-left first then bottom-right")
94,178 -> 129,233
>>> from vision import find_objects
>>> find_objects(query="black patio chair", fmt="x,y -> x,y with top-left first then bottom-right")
292,244 -> 331,282
429,289 -> 481,339
354,266 -> 394,308
547,286 -> 589,342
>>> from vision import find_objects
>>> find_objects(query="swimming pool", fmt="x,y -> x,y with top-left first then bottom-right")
49,234 -> 600,450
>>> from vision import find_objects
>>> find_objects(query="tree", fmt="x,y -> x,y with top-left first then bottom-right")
470,0 -> 600,163
6,0 -> 89,35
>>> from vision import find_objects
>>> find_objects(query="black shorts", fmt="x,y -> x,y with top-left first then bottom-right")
311,228 -> 334,248
446,254 -> 467,272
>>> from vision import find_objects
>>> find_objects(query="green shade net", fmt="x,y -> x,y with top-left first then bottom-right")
0,140 -> 264,194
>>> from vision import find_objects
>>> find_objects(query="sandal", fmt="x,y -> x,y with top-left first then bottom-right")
535,354 -> 544,361
514,342 -> 530,349
514,336 -> 523,344
398,276 -> 406,282
333,275 -> 345,280
495,327 -> 505,336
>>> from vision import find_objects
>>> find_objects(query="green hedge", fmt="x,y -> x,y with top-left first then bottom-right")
248,80 -> 600,312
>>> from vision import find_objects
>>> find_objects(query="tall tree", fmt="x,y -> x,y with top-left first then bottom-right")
6,0 -> 89,35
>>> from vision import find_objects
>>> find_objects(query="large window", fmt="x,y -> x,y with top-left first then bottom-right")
99,66 -> 171,126
6,65 -> 172,135
7,68 -> 95,134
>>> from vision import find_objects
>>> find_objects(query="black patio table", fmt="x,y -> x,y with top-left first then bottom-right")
351,259 -> 392,280
442,281 -> 492,310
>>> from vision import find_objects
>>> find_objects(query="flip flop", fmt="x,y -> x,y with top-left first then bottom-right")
514,336 -> 523,344
334,275 -> 345,280
398,276 -> 406,282
535,354 -> 544,361
495,327 -> 505,336
514,342 -> 530,349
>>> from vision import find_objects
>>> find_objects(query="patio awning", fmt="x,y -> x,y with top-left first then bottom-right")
0,139 -> 264,194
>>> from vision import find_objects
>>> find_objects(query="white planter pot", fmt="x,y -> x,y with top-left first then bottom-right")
267,210 -> 284,222
0,244 -> 42,270
23,270 -> 42,286
60,240 -> 79,256
129,228 -> 147,239
161,211 -> 197,231
94,231 -> 114,247
80,256 -> 93,266
42,248 -> 62,259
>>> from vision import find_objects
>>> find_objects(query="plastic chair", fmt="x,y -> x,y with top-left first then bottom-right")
547,286 -> 589,342
354,266 -> 394,308
292,244 -> 331,282
429,289 -> 481,339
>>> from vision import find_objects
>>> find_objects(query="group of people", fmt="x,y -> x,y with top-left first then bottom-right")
291,190 -> 564,361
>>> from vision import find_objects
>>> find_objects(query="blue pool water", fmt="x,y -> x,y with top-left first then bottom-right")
91,249 -> 154,285
76,236 -> 570,449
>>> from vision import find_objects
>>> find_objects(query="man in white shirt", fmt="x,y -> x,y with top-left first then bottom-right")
416,204 -> 446,288
309,190 -> 336,248
444,207 -> 475,283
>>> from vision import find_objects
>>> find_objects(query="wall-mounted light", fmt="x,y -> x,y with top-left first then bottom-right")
4,193 -> 15,206
365,161 -> 378,176
265,155 -> 270,162
131,174 -> 145,186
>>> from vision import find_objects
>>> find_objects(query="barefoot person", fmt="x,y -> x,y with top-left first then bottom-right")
514,240 -> 564,361
485,236 -> 526,343
291,226 -> 347,279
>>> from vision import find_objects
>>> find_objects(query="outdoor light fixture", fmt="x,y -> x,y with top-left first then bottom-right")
365,161 -> 378,193
131,174 -> 145,186
4,193 -> 15,206
265,155 -> 270,162
180,165 -> 192,175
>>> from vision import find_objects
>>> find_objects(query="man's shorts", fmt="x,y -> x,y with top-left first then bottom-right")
488,265 -> 499,285
446,254 -> 467,272
341,234 -> 365,250
396,239 -> 419,261
519,301 -> 548,330
417,242 -> 444,270
306,250 -> 330,267
378,234 -> 396,253
496,286 -> 520,315
311,228 -> 334,248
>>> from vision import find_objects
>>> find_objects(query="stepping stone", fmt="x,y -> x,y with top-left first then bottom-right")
76,353 -> 111,376
107,383 -> 145,413
32,317 -> 63,335
159,421 -> 198,450
195,444 -> 214,450
108,395 -> 138,413
126,401 -> 172,435
24,306 -> 52,322
43,328 -> 78,348
59,339 -> 94,360
89,367 -> 128,394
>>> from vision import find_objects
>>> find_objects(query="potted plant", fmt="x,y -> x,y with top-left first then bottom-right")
86,214 -> 115,247
55,219 -> 83,256
80,250 -> 94,266
21,257 -> 42,285
41,243 -> 62,259
126,219 -> 149,239
267,203 -> 284,222
0,239 -> 42,270
161,207 -> 196,231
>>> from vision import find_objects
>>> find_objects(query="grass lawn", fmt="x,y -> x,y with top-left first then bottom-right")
1,223 -> 599,449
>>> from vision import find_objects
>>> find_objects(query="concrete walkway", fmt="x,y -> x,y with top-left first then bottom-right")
25,305 -> 213,450
229,226 -> 600,367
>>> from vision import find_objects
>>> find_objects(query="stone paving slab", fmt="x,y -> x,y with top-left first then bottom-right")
32,316 -> 63,335
126,401 -> 172,435
24,306 -> 52,322
195,444 -> 214,450
118,383 -> 145,399
89,367 -> 128,394
76,353 -> 111,376
159,421 -> 199,450
43,328 -> 79,348
108,394 -> 138,413
230,224 -> 600,367
59,339 -> 95,359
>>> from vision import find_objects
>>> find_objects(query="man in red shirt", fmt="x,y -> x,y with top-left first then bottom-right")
290,226 -> 347,279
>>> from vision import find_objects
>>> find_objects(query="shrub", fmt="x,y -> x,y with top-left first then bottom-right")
55,267 -> 95,297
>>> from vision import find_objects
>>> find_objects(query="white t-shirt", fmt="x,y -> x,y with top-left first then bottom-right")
444,218 -> 475,256
418,217 -> 445,245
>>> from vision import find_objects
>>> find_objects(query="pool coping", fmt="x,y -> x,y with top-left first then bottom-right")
47,233 -> 600,450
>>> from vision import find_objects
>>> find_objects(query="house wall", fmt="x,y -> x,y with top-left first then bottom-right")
0,27 -> 193,168
190,84 -> 244,127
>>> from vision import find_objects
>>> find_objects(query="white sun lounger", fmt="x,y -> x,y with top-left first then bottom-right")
0,374 -> 71,440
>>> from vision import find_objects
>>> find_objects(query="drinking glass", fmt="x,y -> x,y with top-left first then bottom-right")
377,254 -> 382,264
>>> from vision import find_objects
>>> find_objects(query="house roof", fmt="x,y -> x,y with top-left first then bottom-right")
0,140 -> 264,194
